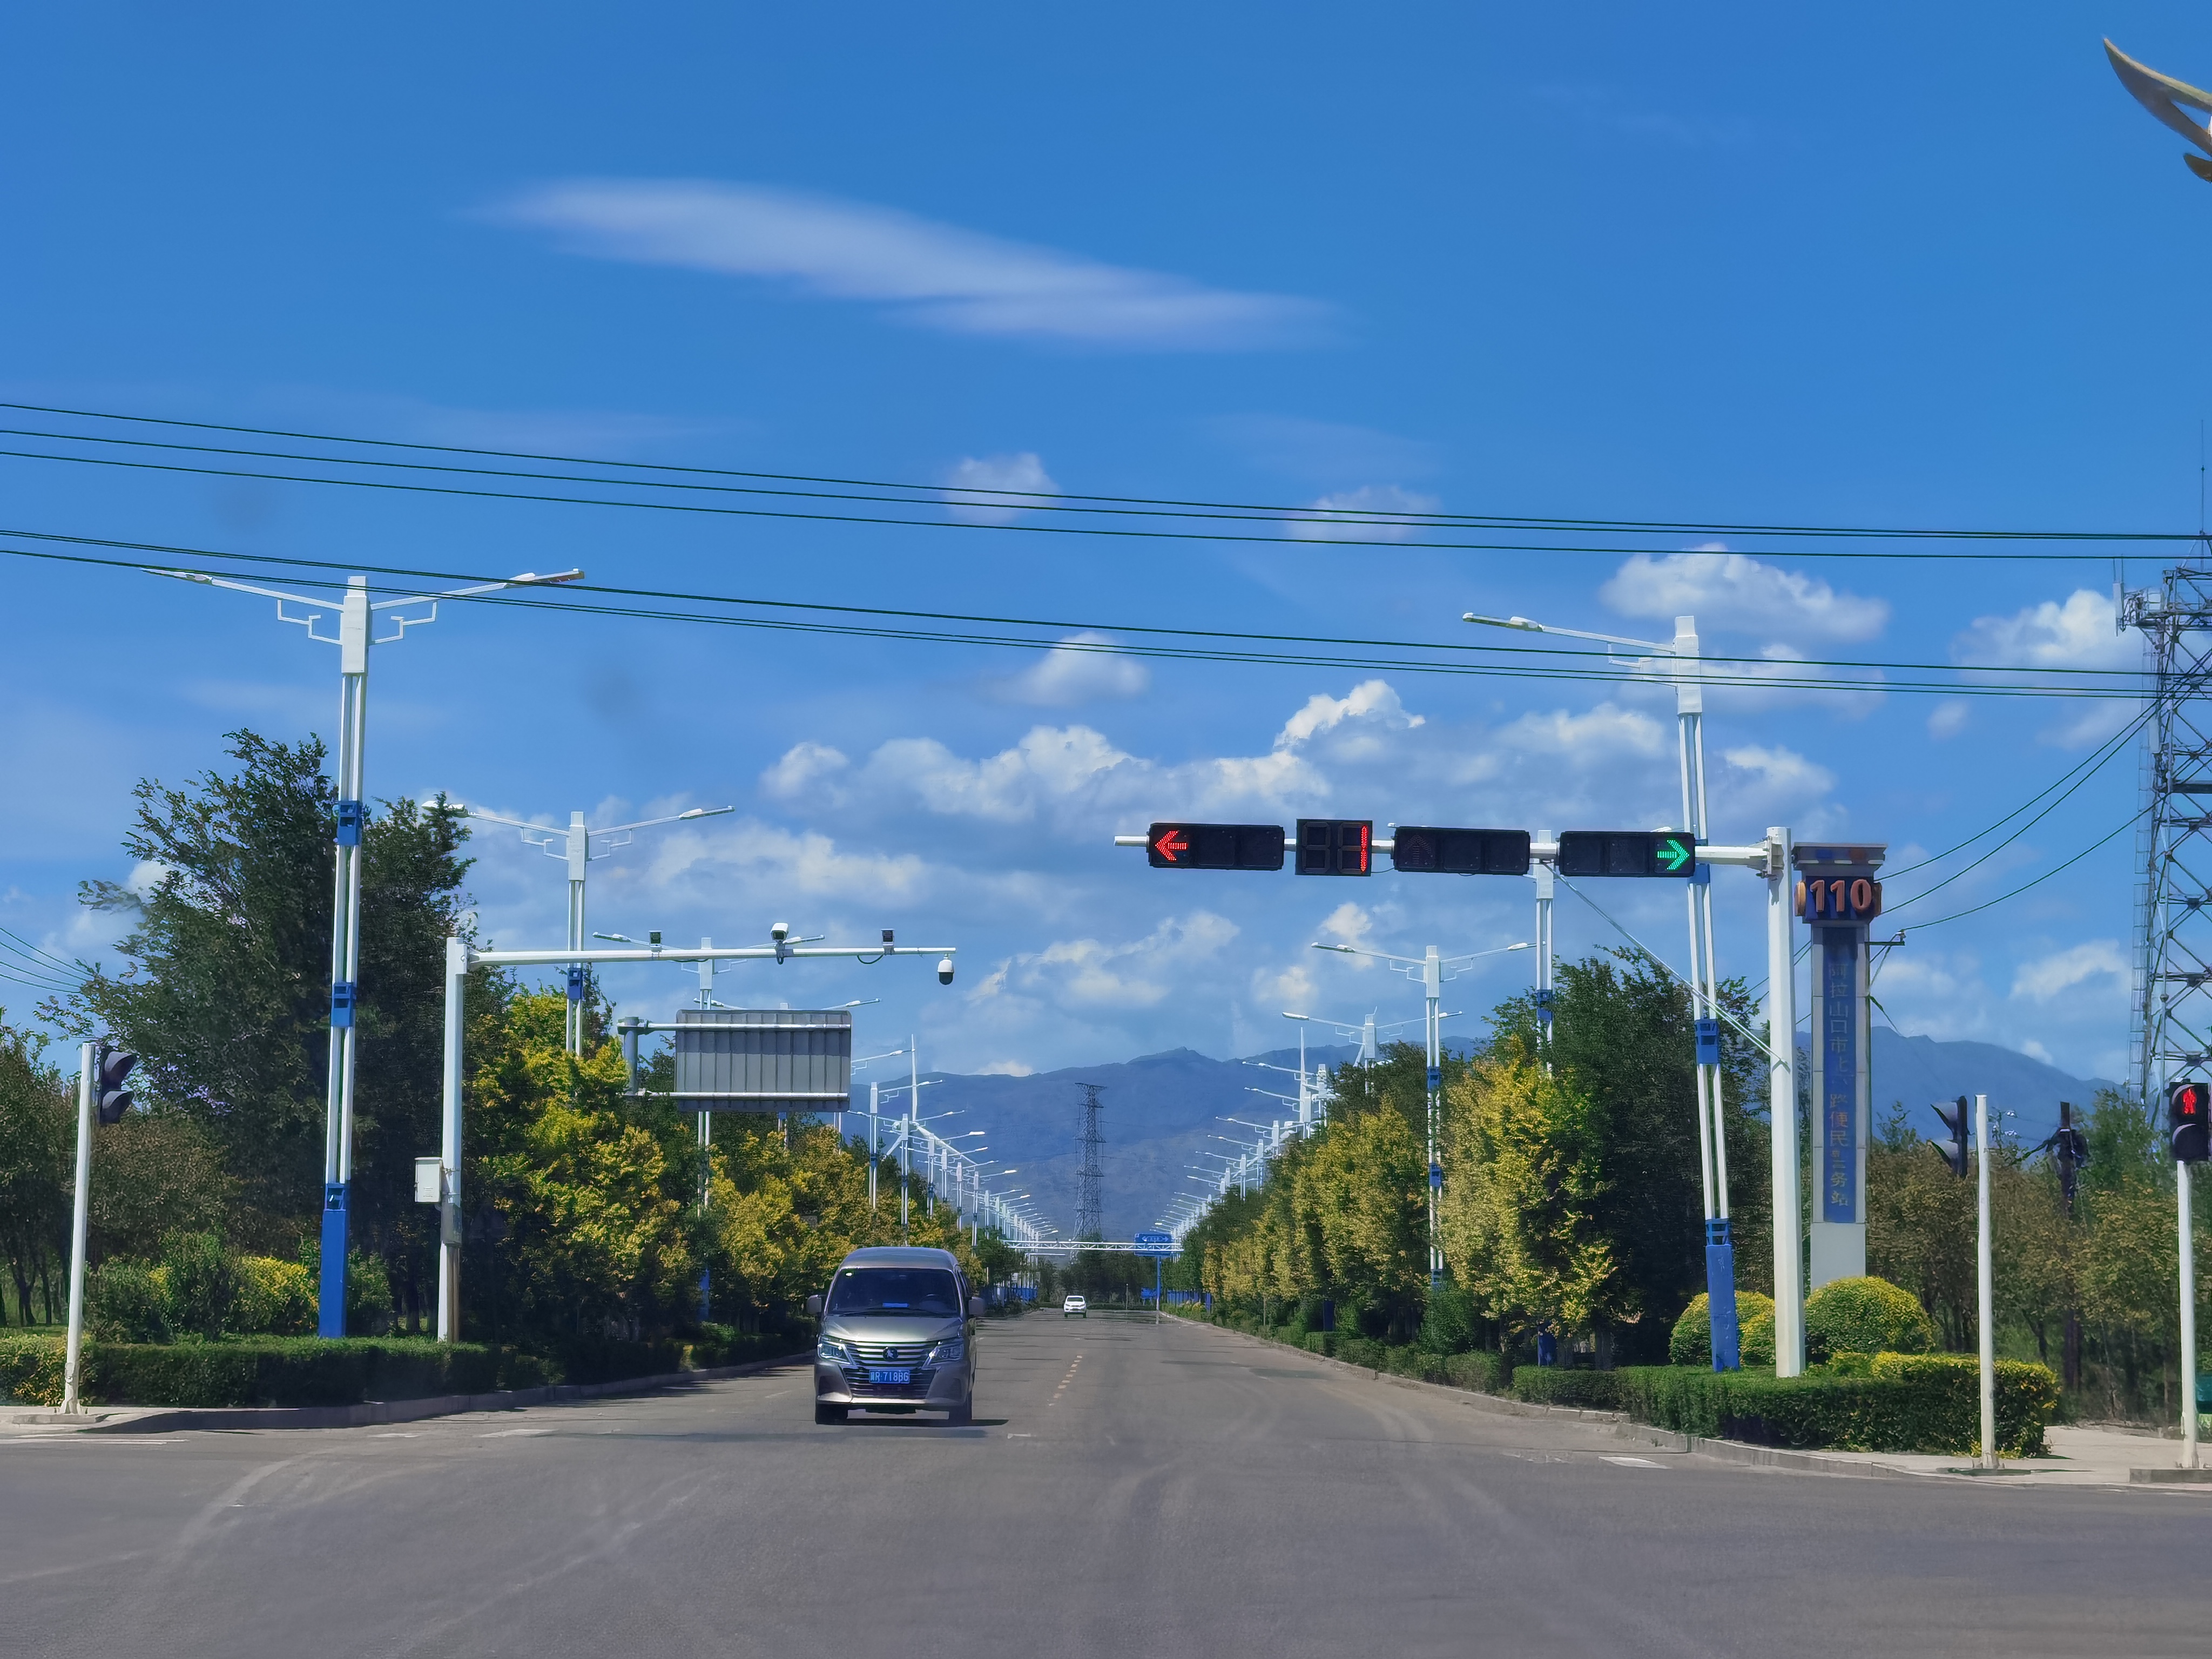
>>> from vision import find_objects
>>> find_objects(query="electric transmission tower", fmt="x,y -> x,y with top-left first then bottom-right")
1076,1084 -> 1105,1240
2127,564 -> 2208,1103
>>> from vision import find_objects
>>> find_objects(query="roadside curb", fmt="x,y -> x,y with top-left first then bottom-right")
53,1351 -> 811,1435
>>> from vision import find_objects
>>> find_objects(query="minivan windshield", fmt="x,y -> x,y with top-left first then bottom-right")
825,1267 -> 962,1318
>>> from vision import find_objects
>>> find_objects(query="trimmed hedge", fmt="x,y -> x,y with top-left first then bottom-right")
1669,1291 -> 1777,1366
1804,1276 -> 1934,1361
1297,1331 -> 1512,1394
0,1325 -> 812,1408
1513,1368 -> 1623,1410
1613,1354 -> 2060,1456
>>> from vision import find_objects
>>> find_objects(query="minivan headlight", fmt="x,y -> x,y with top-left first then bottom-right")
818,1337 -> 854,1366
927,1334 -> 965,1366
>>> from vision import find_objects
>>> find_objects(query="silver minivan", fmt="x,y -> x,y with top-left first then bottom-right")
807,1246 -> 982,1425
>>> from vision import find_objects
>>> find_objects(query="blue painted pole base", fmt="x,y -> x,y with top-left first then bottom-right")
698,1267 -> 711,1325
319,1182 -> 349,1339
1705,1218 -> 1740,1371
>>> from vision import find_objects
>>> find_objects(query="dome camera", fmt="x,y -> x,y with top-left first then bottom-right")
937,956 -> 955,986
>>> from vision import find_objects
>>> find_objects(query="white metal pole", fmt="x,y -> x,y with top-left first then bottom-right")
1534,848 -> 1555,1072
904,1036 -> 916,1239
565,812 -> 588,1056
1767,827 -> 1804,1376
438,935 -> 467,1341
1976,1091 -> 1996,1470
1424,945 -> 1443,1286
2181,1155 -> 2200,1469
61,1043 -> 95,1414
869,1081 -> 879,1210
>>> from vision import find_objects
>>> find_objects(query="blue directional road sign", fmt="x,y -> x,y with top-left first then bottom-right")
1134,1231 -> 1178,1257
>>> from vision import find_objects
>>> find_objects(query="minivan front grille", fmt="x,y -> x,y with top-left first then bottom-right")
849,1340 -> 932,1366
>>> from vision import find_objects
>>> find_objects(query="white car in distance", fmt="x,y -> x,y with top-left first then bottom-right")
1062,1294 -> 1087,1318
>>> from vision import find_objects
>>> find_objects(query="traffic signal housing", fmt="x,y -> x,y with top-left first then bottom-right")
1146,822 -> 1285,871
1390,827 -> 1532,876
2170,1078 -> 2209,1163
1930,1095 -> 1970,1178
93,1043 -> 138,1125
1296,819 -> 1372,876
1556,830 -> 1696,878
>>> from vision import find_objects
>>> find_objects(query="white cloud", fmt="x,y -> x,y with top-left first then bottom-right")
985,912 -> 1240,1010
1316,902 -> 1375,953
1493,702 -> 1668,762
974,1059 -> 1035,1077
1277,680 -> 1423,748
862,727 -> 1136,822
991,633 -> 1149,707
1600,548 -> 1889,642
943,453 -> 1057,524
1927,699 -> 1970,740
1954,589 -> 2138,671
1722,745 -> 1836,800
761,742 -> 849,801
1284,484 -> 1441,542
496,179 -> 1326,348
2011,940 -> 2129,1004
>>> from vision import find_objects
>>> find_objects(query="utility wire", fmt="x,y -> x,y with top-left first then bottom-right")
0,536 -> 2151,699
0,417 -> 2191,563
1901,811 -> 2146,931
1,399 -> 2194,547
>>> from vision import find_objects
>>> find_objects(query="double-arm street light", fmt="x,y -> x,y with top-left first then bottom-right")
160,564 -> 583,1336
1313,938 -> 1529,1283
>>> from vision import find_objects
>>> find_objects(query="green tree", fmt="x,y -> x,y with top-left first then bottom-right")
0,1016 -> 70,1324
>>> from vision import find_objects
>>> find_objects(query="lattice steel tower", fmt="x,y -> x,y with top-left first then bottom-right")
1076,1084 -> 1106,1240
2128,565 -> 2211,1102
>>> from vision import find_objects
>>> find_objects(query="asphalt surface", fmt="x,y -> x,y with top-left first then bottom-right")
3,1312 -> 2207,1657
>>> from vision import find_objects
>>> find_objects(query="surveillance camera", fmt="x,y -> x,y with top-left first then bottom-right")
938,956 -> 955,986
770,921 -> 790,942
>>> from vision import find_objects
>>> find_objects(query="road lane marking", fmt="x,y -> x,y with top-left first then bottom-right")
1602,1455 -> 1664,1468
479,1427 -> 551,1438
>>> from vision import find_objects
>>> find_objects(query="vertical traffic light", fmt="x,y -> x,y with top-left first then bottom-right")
2169,1078 -> 2209,1163
92,1043 -> 138,1125
1930,1096 -> 1971,1178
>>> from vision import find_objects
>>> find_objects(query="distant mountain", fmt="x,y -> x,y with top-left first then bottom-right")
852,1032 -> 2114,1239
1871,1029 -> 2113,1148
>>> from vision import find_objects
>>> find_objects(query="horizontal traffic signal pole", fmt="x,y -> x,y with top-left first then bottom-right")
1116,826 -> 1774,873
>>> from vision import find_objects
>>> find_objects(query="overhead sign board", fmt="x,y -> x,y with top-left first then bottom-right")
1147,822 -> 1285,871
673,1007 -> 852,1111
1556,830 -> 1696,879
1134,1231 -> 1178,1257
1296,819 -> 1372,876
1390,827 -> 1532,876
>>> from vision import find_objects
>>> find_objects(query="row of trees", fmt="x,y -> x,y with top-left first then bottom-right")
0,732 -> 1009,1351
1172,955 -> 1771,1365
1171,953 -> 2210,1418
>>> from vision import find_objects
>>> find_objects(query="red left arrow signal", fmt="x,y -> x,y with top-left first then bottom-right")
1153,827 -> 1190,863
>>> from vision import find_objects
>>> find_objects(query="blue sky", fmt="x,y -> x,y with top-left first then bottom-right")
2,4 -> 2206,1092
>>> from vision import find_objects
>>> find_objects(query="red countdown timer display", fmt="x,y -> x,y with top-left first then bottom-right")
1297,819 -> 1372,876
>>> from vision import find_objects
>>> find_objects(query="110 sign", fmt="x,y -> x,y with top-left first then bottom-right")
1798,876 -> 1882,922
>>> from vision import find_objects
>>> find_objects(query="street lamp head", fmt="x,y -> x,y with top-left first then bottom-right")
1463,612 -> 1543,631
509,569 -> 586,585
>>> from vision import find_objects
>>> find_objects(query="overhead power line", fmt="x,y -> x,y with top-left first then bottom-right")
0,401 -> 2191,559
0,531 -> 2152,700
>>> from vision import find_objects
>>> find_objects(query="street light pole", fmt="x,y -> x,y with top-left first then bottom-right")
160,563 -> 582,1337
460,802 -> 733,1054
60,1044 -> 94,1414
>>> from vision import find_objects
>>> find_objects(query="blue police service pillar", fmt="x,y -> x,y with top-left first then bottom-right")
319,1182 -> 348,1337
1799,844 -> 1885,1290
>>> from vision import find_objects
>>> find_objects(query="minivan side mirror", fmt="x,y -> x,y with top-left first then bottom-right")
968,1297 -> 986,1320
806,1294 -> 823,1317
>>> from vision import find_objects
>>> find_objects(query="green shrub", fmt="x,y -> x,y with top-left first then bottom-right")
232,1256 -> 315,1336
1334,1336 -> 1385,1371
0,1334 -> 556,1408
160,1232 -> 237,1338
1441,1351 -> 1509,1394
1805,1276 -> 1935,1361
1611,1355 -> 2059,1455
87,1259 -> 171,1344
1513,1368 -> 1623,1410
1420,1283 -> 1478,1354
0,1334 -> 67,1404
1669,1291 -> 1777,1367
1301,1331 -> 1335,1357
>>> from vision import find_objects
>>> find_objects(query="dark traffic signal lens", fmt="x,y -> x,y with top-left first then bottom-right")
1556,831 -> 1696,878
2171,1079 -> 2209,1163
1296,820 -> 1372,876
1390,827 -> 1532,876
1146,822 -> 1286,871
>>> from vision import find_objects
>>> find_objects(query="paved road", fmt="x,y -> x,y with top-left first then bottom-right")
3,1313 -> 2206,1657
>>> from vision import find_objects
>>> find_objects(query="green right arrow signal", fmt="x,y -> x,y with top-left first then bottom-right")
1658,837 -> 1692,873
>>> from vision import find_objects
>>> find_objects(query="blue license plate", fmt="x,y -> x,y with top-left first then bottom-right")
868,1367 -> 912,1386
